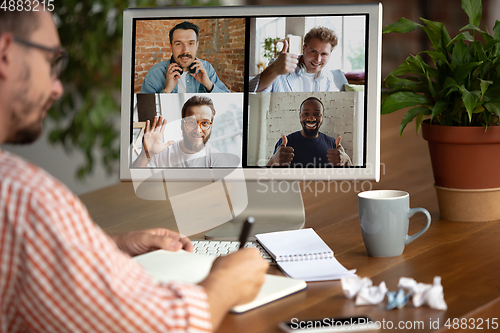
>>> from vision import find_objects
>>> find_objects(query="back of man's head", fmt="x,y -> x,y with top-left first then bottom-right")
181,95 -> 216,119
169,21 -> 199,44
304,26 -> 338,50
0,6 -> 40,38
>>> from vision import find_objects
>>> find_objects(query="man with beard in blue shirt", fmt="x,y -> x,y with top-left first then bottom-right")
141,21 -> 229,94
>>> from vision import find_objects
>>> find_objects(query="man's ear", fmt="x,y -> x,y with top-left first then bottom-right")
0,33 -> 15,79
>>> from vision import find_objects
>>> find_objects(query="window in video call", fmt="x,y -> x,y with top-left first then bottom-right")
130,14 -> 367,169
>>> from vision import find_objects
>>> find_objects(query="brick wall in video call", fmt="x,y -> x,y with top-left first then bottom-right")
265,92 -> 358,161
134,18 -> 246,93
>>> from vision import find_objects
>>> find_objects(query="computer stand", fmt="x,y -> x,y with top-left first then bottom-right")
205,181 -> 305,240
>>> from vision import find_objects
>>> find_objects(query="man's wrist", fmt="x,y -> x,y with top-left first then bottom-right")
202,78 -> 214,92
266,61 -> 282,77
143,148 -> 151,160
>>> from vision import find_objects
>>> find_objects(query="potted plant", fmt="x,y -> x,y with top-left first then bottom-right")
381,0 -> 500,222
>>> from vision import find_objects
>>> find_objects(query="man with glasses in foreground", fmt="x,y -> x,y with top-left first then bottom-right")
0,9 -> 267,332
133,95 -> 227,167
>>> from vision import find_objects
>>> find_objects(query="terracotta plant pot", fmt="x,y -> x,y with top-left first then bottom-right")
422,120 -> 500,222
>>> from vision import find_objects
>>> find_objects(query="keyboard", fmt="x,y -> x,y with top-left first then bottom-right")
191,240 -> 275,264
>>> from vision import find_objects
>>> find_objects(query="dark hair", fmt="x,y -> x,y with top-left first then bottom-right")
169,21 -> 199,44
300,97 -> 324,113
304,26 -> 338,50
181,95 -> 216,120
0,5 -> 40,38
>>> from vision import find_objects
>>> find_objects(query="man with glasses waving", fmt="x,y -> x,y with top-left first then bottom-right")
133,95 -> 227,167
1,9 -> 268,333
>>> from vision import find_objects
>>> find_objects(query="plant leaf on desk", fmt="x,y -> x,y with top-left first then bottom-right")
382,0 -> 500,130
453,62 -> 482,83
451,31 -> 475,45
459,86 -> 481,121
381,92 -> 430,115
422,50 -> 449,64
451,39 -> 471,67
492,20 -> 500,40
461,0 -> 482,27
421,18 -> 452,54
479,79 -> 493,99
484,99 -> 500,117
382,17 -> 423,34
400,106 -> 431,136
431,100 -> 449,121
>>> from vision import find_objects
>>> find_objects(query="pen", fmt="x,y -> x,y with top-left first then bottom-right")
238,216 -> 255,249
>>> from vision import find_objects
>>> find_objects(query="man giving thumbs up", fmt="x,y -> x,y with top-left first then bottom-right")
267,97 -> 352,167
249,27 -> 348,93
255,39 -> 299,92
267,134 -> 295,166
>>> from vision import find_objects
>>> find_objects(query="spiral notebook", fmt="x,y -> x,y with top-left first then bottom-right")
256,228 -> 356,282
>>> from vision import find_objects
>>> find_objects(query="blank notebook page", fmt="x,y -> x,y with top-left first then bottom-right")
256,228 -> 356,282
133,249 -> 307,312
256,228 -> 333,259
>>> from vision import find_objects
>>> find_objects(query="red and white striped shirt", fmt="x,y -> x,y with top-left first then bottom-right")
0,150 -> 212,333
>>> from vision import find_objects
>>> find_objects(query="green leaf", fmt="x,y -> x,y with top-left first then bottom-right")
441,27 -> 453,55
484,78 -> 500,97
472,106 -> 485,113
459,86 -> 481,121
383,18 -> 423,33
480,31 -> 496,52
406,55 -> 424,75
381,92 -> 430,115
493,20 -> 500,40
450,31 -> 475,44
422,50 -> 450,64
422,26 -> 441,52
443,77 -> 460,90
431,99 -> 450,120
451,39 -> 471,67
473,40 -> 488,62
451,96 -> 466,120
399,106 -> 431,136
387,61 -> 413,77
454,62 -> 482,83
421,18 -> 451,53
459,23 -> 484,34
416,54 -> 440,80
480,79 -> 493,99
416,111 -> 429,133
485,101 -> 500,116
461,0 -> 482,27
384,75 -> 426,91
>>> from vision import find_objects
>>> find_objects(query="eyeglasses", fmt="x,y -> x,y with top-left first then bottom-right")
14,37 -> 68,78
183,119 -> 212,131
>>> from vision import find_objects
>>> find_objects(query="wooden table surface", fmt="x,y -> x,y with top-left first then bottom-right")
81,110 -> 500,332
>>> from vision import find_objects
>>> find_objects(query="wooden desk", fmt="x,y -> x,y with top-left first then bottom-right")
81,110 -> 500,332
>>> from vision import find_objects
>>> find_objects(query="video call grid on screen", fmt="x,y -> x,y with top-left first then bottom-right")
121,5 -> 382,181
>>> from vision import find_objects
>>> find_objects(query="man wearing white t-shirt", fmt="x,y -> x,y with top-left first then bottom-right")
249,26 -> 348,93
133,95 -> 226,167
